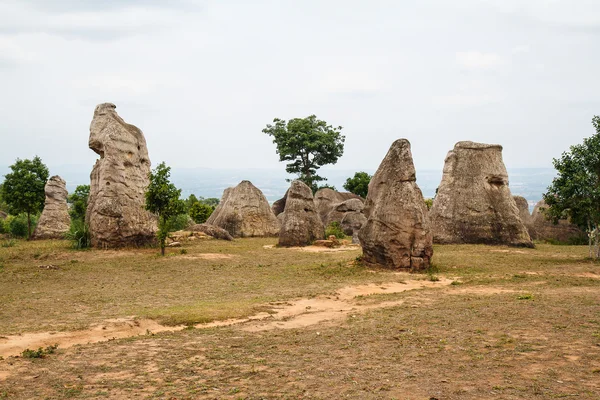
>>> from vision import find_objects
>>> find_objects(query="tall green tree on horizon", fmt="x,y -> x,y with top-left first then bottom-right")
343,171 -> 372,198
2,156 -> 49,238
263,115 -> 345,192
145,162 -> 186,256
543,115 -> 600,258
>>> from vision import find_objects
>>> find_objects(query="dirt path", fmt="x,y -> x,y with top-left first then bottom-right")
0,278 -> 452,359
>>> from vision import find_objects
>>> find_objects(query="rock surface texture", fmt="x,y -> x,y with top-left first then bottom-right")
314,188 -> 362,224
513,196 -> 532,227
429,141 -> 533,247
206,180 -> 280,237
32,176 -> 71,239
86,103 -> 157,248
278,180 -> 324,247
529,200 -> 586,243
358,139 -> 433,270
189,223 -> 234,241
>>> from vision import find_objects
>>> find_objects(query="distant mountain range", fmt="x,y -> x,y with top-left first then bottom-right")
0,165 -> 556,211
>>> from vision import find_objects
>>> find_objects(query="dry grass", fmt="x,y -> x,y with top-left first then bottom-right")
1,239 -> 599,399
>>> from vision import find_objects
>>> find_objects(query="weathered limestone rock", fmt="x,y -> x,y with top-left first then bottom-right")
206,180 -> 280,237
325,198 -> 364,226
314,188 -> 362,224
32,176 -> 71,240
271,189 -> 288,217
86,103 -> 157,248
529,200 -> 586,243
358,139 -> 433,270
429,141 -> 533,247
513,196 -> 532,227
189,223 -> 234,240
341,211 -> 367,243
278,180 -> 324,247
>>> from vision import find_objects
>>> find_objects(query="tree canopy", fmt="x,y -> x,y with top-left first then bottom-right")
543,115 -> 600,257
263,115 -> 345,191
343,171 -> 372,198
68,185 -> 90,222
145,162 -> 186,255
2,156 -> 49,238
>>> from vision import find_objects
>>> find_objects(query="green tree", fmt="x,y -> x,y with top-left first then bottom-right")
200,197 -> 220,208
543,116 -> 600,258
343,171 -> 371,198
145,162 -> 186,256
263,115 -> 345,191
2,156 -> 49,238
184,194 -> 199,212
189,202 -> 214,224
67,185 -> 90,221
0,183 -> 8,213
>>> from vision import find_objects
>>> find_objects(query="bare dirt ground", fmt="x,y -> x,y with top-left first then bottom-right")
0,239 -> 599,399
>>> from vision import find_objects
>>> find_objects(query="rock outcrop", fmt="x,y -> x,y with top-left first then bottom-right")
325,198 -> 364,226
32,176 -> 71,240
358,139 -> 433,270
189,223 -> 234,241
278,180 -> 324,247
271,190 -> 288,217
86,103 -> 157,248
429,141 -> 533,247
529,200 -> 586,243
341,210 -> 367,244
513,196 -> 532,227
314,188 -> 362,224
206,180 -> 280,237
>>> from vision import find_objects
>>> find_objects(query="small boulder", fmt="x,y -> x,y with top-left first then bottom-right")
32,176 -> 71,240
358,139 -> 433,270
207,181 -> 280,237
189,223 -> 234,241
278,180 -> 324,247
529,200 -> 586,243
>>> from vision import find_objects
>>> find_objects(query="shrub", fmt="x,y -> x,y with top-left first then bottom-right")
325,221 -> 346,239
65,219 -> 91,250
21,344 -> 58,359
8,214 -> 37,238
167,213 -> 193,232
189,202 -> 214,224
424,198 -> 433,210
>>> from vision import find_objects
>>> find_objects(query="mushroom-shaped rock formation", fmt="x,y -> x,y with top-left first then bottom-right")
429,141 -> 533,247
358,139 -> 433,270
32,176 -> 71,239
206,180 -> 280,237
86,103 -> 157,248
278,180 -> 324,247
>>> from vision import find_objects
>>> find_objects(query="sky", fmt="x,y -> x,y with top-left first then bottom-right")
1,0 -> 599,175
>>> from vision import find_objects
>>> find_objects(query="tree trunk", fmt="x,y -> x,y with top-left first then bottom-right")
588,221 -> 592,259
161,242 -> 165,256
27,212 -> 31,240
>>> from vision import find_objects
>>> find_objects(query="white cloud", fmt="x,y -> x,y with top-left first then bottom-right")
0,36 -> 38,65
455,51 -> 504,69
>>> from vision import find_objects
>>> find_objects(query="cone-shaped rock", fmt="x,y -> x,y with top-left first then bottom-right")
358,139 -> 433,270
278,180 -> 324,247
86,103 -> 157,248
429,141 -> 533,247
32,176 -> 70,239
529,200 -> 586,243
206,180 -> 280,237
513,196 -> 532,227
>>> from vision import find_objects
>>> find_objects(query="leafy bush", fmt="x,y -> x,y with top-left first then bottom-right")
22,344 -> 58,359
424,198 -> 433,210
65,219 -> 91,250
6,214 -> 38,238
343,172 -> 371,198
189,202 -> 214,224
325,221 -> 346,239
167,213 -> 193,232
67,185 -> 90,221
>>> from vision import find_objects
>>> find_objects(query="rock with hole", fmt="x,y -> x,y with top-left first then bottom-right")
429,141 -> 533,247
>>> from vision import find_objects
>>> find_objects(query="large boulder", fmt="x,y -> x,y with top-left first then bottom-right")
86,103 -> 157,248
206,180 -> 280,237
341,211 -> 367,244
189,223 -> 234,241
429,141 -> 533,247
529,200 -> 586,243
314,188 -> 362,224
358,139 -> 433,270
32,176 -> 71,240
271,189 -> 288,217
278,180 -> 324,247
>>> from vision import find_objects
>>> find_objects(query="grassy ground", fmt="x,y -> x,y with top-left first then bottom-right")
1,238 -> 599,399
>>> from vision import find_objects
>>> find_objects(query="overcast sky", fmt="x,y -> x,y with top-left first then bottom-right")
1,0 -> 599,174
